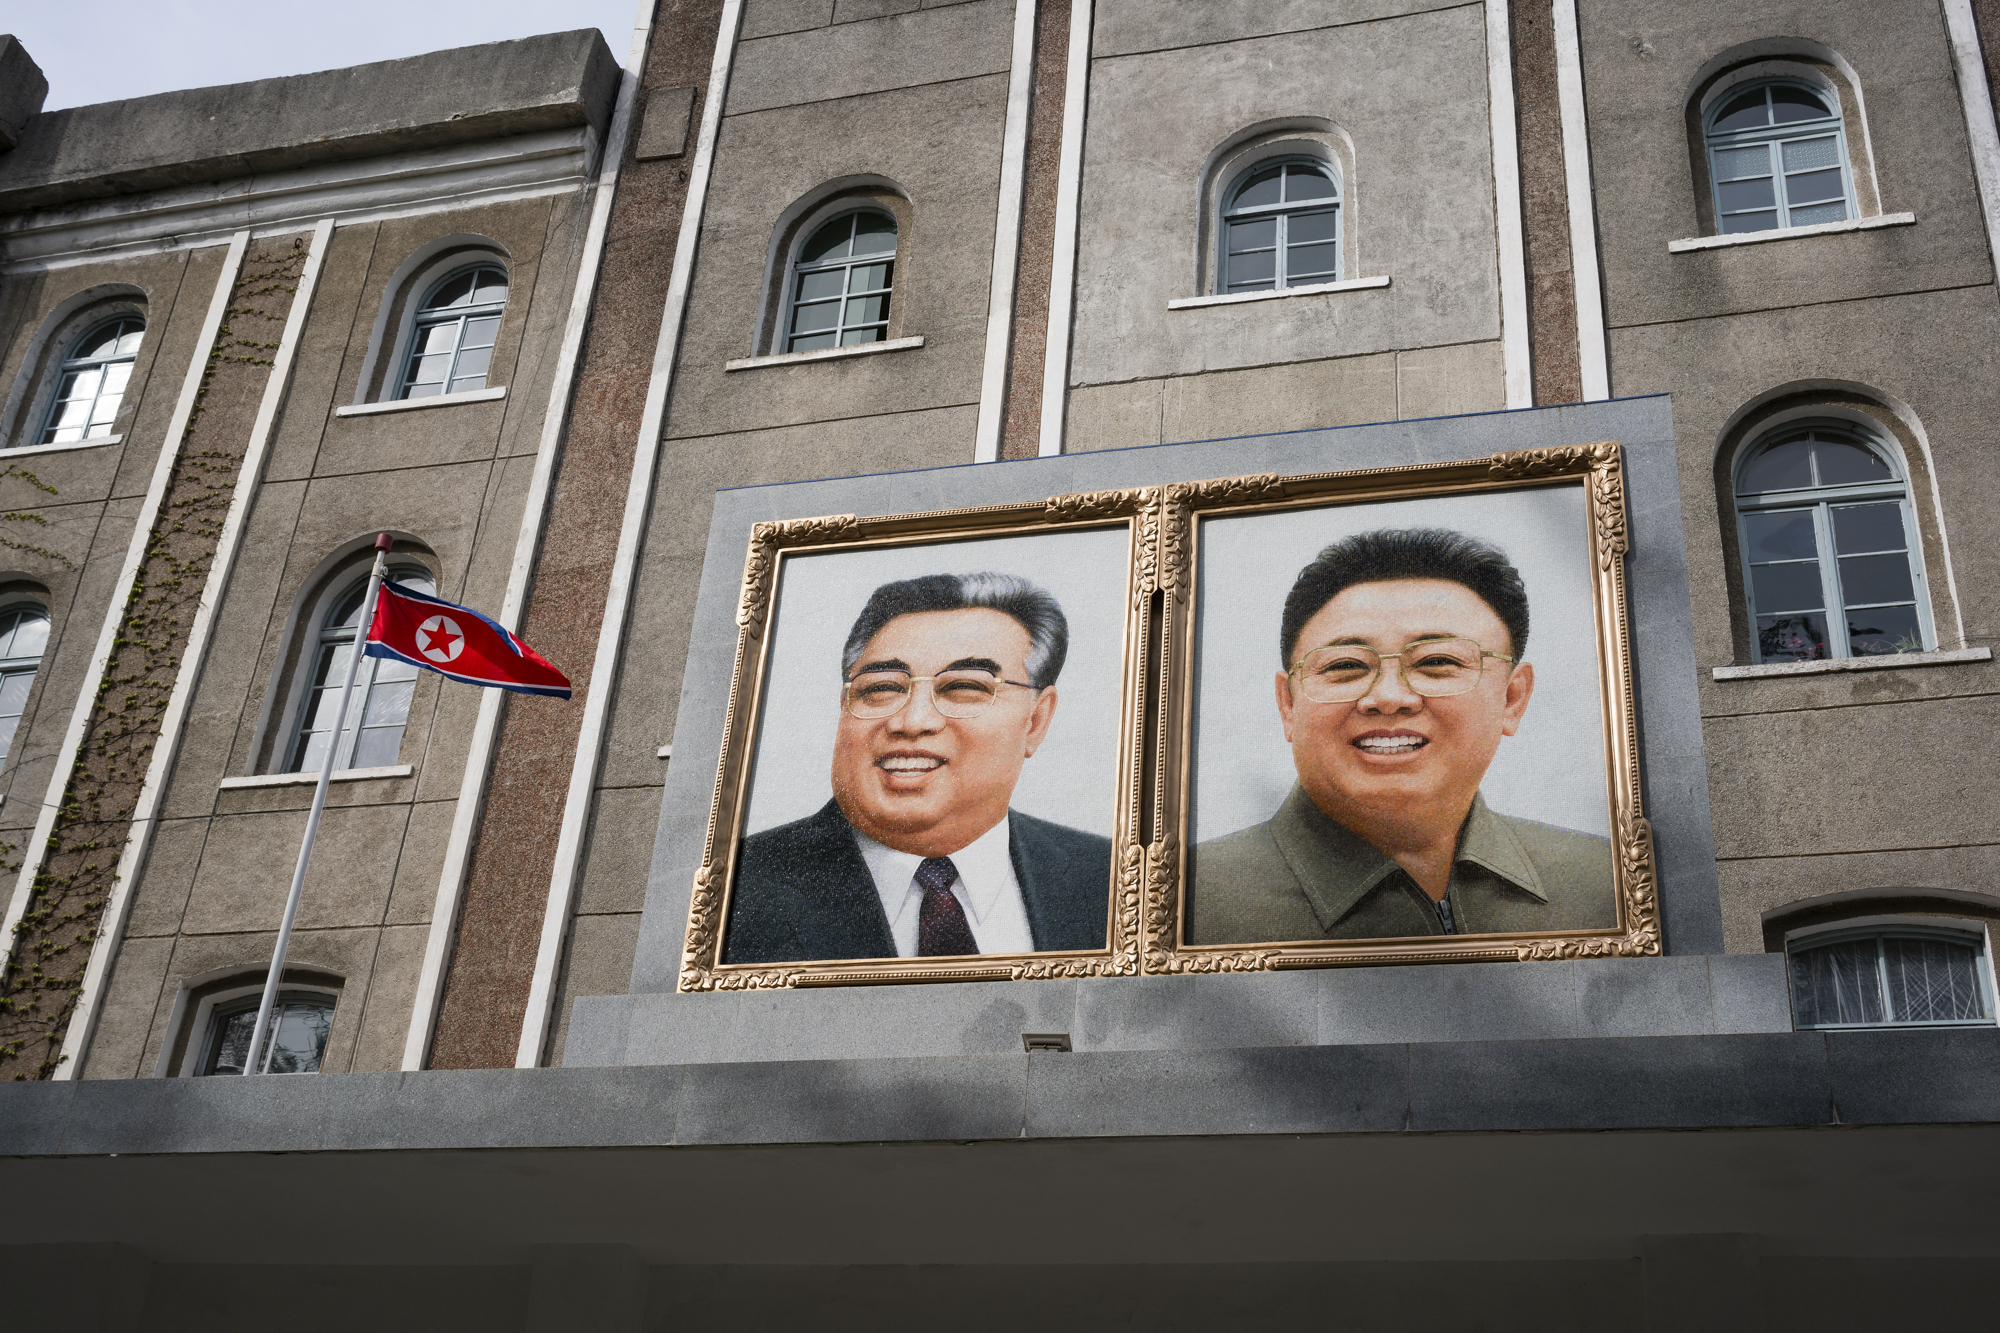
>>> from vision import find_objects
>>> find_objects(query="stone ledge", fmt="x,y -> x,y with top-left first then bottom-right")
334,387 -> 506,418
725,336 -> 925,372
1712,646 -> 1991,680
0,434 -> 121,459
1168,275 -> 1391,310
218,765 -> 413,790
1668,212 -> 1917,253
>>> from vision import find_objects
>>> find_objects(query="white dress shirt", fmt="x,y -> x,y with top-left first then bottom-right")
853,817 -> 1036,957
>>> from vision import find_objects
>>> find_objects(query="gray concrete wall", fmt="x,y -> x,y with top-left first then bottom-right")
1579,0 -> 2000,954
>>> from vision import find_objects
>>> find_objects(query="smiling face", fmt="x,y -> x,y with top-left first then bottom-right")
1276,578 -> 1533,843
830,607 -> 1057,858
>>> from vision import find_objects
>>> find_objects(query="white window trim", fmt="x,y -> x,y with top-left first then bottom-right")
334,385 -> 507,417
274,562 -> 433,775
1670,211 -> 1914,252
352,242 -> 509,405
219,764 -> 413,789
725,335 -> 924,372
1215,156 -> 1344,296
1169,275 -> 1390,310
777,209 -> 900,356
1713,644 -> 1989,679
0,434 -> 123,459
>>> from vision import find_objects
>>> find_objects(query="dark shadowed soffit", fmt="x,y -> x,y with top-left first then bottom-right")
0,29 -> 621,214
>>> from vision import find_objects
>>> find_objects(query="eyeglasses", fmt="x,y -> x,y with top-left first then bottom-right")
1289,637 -> 1514,704
843,669 -> 1038,720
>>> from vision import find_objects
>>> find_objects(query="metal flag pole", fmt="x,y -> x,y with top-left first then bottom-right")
240,533 -> 394,1076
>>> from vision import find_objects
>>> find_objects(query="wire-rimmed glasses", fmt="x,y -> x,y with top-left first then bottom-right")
1289,637 -> 1514,704
842,669 -> 1037,720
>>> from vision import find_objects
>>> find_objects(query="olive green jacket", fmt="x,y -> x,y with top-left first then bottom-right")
1187,785 -> 1616,944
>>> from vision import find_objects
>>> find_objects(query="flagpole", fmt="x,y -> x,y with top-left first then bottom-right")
241,533 -> 394,1076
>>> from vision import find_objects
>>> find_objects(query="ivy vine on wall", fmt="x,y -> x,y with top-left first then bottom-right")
0,238 -> 308,1079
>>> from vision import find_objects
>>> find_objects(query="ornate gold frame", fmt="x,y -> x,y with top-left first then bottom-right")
679,487 -> 1159,991
1145,443 -> 1661,971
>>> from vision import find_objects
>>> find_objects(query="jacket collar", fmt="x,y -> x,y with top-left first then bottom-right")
1266,786 -> 1548,933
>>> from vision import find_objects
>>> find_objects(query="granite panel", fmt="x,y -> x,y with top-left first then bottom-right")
672,1052 -> 1026,1144
1823,1028 -> 2000,1125
1024,1045 -> 1407,1138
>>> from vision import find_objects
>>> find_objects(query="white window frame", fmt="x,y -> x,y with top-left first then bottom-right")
779,208 -> 899,355
38,316 -> 144,447
1216,156 -> 1343,295
397,264 -> 508,401
281,564 -> 434,774
1734,421 -> 1935,663
180,982 -> 341,1077
1704,77 -> 1857,235
1785,917 -> 1998,1031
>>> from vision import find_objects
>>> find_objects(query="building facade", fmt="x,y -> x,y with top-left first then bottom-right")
3,2 -> 2000,1327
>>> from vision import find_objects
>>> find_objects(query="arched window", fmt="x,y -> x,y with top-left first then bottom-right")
399,265 -> 507,400
198,988 -> 336,1075
1219,158 -> 1340,294
783,210 -> 896,352
40,317 -> 144,445
0,605 -> 49,764
1705,80 -> 1853,235
286,568 -> 435,772
1789,924 -> 1994,1030
1735,422 -> 1931,663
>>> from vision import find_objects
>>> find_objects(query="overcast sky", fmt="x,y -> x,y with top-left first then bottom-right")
9,0 -> 644,110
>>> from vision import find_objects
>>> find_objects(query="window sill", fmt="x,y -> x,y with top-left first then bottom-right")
1712,645 -> 1990,680
0,434 -> 124,460
1168,276 -> 1391,310
1668,212 -> 1916,253
334,386 -> 507,417
220,764 -> 414,789
725,336 -> 925,372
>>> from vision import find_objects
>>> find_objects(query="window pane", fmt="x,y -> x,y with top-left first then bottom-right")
114,323 -> 146,356
1883,937 -> 1988,1022
1233,166 -> 1283,209
415,323 -> 461,355
100,362 -> 133,395
351,724 -> 405,770
292,727 -> 333,774
7,612 -> 47,660
0,670 -> 35,717
1718,177 -> 1777,212
1788,201 -> 1847,227
790,300 -> 839,335
1721,211 -> 1779,234
1284,165 -> 1336,200
1284,242 -> 1339,280
1712,144 -> 1772,180
471,270 -> 509,306
800,217 -> 853,263
1750,561 -> 1823,612
1846,604 -> 1923,657
1784,168 -> 1845,206
788,331 -> 837,352
1741,440 -> 1813,492
406,354 -> 451,386
206,1008 -> 259,1075
846,262 -> 891,294
89,392 -> 124,427
838,326 -> 885,347
459,316 -> 501,351
425,272 -> 477,310
851,214 -> 897,256
1791,939 -> 1885,1026
74,323 -> 126,360
1743,509 -> 1819,561
1712,89 -> 1769,131
1757,612 -> 1829,661
0,713 -> 19,763
1771,85 -> 1831,122
843,293 -> 889,326
1227,250 -> 1276,286
449,346 -> 493,383
1832,502 -> 1906,554
1782,136 -> 1840,173
1287,210 -> 1338,244
262,1001 -> 333,1074
1813,439 -> 1892,485
1227,217 -> 1276,253
1838,553 -> 1915,607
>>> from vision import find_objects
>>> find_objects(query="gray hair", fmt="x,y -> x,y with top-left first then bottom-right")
840,572 -> 1069,689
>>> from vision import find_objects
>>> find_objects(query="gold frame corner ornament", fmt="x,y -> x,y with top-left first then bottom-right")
1142,441 -> 1663,972
679,487 -> 1158,992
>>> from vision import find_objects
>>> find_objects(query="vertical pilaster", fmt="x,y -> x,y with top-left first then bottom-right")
1509,1 -> 1584,404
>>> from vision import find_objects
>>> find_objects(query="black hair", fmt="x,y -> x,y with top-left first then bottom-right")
841,572 -> 1069,689
1278,528 -> 1529,666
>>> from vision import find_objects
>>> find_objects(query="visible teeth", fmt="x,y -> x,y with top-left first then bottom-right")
880,756 -> 943,772
1355,736 -> 1425,753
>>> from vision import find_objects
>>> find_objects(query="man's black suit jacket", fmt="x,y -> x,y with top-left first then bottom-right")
723,799 -> 1112,963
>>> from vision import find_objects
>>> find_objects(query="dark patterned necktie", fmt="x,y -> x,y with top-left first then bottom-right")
915,856 -> 978,956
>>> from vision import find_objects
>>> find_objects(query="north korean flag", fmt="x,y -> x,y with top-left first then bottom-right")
364,581 -> 572,699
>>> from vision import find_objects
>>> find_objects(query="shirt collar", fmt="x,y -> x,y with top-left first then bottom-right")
1266,787 -> 1548,933
852,816 -> 1015,925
